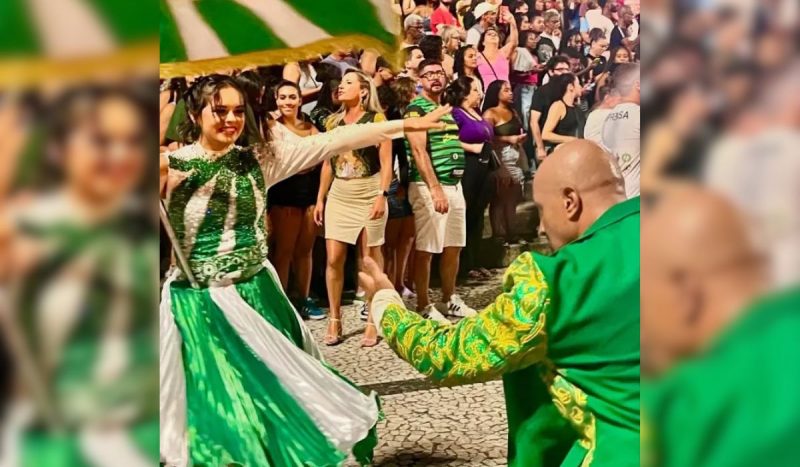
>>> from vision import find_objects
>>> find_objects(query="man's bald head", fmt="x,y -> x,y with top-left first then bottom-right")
533,140 -> 626,250
641,185 -> 768,375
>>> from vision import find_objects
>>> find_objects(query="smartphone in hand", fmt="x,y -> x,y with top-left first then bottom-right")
499,6 -> 510,24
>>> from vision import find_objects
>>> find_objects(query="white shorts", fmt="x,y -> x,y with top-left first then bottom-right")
408,182 -> 466,254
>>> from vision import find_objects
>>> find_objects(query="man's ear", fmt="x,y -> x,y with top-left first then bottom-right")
672,268 -> 703,327
562,187 -> 582,221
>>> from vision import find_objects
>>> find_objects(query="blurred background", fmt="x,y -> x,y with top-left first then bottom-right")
0,1 -> 159,466
641,0 -> 800,466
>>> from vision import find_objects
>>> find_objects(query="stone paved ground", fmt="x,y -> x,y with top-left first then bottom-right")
306,270 -> 511,466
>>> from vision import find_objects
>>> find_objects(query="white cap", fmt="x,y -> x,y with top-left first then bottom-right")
473,2 -> 498,20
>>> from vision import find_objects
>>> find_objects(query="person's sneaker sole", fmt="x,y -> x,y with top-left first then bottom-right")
422,309 -> 451,325
307,313 -> 327,321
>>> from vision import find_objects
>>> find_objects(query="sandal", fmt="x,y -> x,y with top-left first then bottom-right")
361,322 -> 379,348
324,317 -> 343,346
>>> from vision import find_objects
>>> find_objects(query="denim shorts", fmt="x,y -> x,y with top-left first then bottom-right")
387,179 -> 413,219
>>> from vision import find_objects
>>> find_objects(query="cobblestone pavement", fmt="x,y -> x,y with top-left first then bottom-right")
306,270 -> 510,466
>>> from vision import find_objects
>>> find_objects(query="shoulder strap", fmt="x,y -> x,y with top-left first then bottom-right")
480,52 -> 500,80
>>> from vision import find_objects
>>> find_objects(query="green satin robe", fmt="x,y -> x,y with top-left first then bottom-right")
374,197 -> 641,466
643,287 -> 800,467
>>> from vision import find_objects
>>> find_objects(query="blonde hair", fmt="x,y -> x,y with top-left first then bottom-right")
328,69 -> 384,127
440,25 -> 461,50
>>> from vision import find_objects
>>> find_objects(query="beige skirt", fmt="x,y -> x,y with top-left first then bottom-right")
324,174 -> 387,247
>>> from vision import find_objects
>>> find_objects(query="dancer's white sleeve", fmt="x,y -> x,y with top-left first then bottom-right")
262,120 -> 404,187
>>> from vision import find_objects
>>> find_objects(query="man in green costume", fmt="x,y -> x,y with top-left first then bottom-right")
361,140 -> 640,466
641,186 -> 800,467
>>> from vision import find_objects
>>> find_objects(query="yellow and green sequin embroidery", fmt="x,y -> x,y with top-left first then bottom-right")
381,253 -> 551,384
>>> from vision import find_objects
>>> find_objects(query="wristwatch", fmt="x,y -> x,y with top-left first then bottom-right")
380,190 -> 390,198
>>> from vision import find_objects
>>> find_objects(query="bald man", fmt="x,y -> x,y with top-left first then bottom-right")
642,186 -> 800,467
361,140 -> 640,466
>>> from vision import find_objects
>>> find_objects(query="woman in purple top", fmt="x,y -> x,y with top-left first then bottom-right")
444,75 -> 495,280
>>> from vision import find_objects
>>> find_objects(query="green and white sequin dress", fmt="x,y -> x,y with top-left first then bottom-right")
160,121 -> 405,466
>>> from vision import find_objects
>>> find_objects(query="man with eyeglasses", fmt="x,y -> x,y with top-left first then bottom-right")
402,59 -> 477,322
530,56 -> 572,161
402,14 -> 425,49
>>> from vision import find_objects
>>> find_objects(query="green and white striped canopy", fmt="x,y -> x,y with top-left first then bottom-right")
160,0 -> 400,78
0,0 -> 157,85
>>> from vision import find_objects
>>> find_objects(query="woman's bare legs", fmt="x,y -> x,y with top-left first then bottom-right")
394,216 -> 416,293
490,189 -> 508,241
359,230 -> 383,347
293,206 -> 318,299
404,246 -> 416,292
504,183 -> 521,243
324,239 -> 348,345
268,206 -> 303,290
383,217 -> 402,285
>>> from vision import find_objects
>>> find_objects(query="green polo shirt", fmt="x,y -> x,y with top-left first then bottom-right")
403,95 -> 465,185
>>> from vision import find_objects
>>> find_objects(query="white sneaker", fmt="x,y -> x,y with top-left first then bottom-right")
355,300 -> 369,321
420,304 -> 451,325
401,287 -> 417,299
444,295 -> 477,317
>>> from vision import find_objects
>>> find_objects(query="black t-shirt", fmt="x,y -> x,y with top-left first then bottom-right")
535,37 -> 558,68
530,81 -> 560,131
585,54 -> 608,76
463,12 -> 476,30
610,26 -> 625,49
583,54 -> 608,108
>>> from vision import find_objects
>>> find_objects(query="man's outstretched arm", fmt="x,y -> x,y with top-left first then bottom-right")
366,253 -> 551,384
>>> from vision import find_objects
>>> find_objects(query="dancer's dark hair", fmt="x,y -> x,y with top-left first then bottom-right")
177,74 -> 262,145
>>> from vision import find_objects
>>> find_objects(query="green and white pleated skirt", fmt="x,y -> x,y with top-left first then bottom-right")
160,262 -> 380,466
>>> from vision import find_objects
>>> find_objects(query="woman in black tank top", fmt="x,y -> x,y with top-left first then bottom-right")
266,81 -> 325,320
483,80 -> 528,246
542,73 -> 583,154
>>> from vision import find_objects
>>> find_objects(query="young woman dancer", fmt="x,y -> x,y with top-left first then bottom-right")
3,85 -> 159,466
314,70 -> 392,348
159,74 -> 448,466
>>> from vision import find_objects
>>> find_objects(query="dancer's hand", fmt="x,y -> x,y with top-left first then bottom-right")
403,105 -> 453,132
313,200 -> 325,226
358,257 -> 394,303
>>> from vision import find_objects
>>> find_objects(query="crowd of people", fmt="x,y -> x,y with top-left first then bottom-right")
160,0 -> 641,348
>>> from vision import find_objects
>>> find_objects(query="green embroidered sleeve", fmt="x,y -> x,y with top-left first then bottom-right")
381,253 -> 551,384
